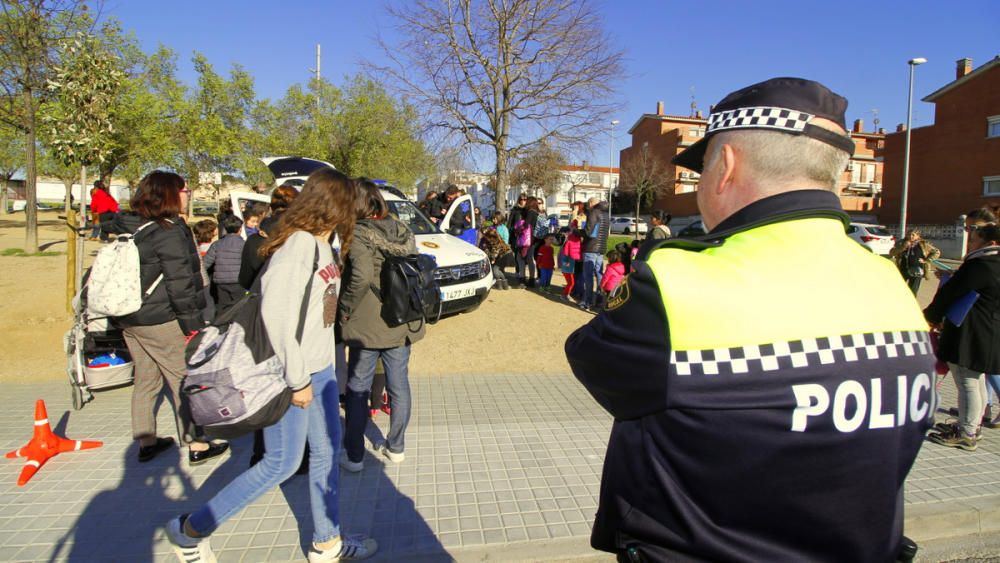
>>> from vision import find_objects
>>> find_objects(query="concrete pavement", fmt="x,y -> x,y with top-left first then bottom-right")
0,372 -> 997,562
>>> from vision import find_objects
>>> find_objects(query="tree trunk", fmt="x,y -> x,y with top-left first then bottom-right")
635,193 -> 642,241
63,178 -> 74,212
0,177 -> 8,216
77,165 -> 87,294
23,89 -> 38,253
494,145 -> 509,214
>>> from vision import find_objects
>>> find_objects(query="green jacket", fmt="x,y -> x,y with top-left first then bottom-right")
338,217 -> 425,348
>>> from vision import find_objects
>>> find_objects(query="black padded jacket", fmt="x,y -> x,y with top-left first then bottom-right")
109,213 -> 207,334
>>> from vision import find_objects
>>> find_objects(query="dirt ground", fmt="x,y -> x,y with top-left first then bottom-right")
0,212 -> 592,384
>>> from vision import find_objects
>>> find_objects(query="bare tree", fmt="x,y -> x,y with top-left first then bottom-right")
371,0 -> 623,212
619,144 -> 672,236
510,141 -> 566,199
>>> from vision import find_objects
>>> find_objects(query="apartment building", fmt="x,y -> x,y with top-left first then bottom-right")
880,56 -> 1000,225
619,102 -> 885,220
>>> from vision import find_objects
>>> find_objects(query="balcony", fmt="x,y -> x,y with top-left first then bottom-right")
842,182 -> 882,196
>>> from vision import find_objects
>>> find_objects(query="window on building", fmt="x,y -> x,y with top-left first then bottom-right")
850,162 -> 861,184
589,172 -> 603,184
687,127 -> 706,138
866,164 -> 876,183
985,176 -> 1000,196
989,116 -> 1000,138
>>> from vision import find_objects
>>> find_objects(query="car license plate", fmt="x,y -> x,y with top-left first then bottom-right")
441,287 -> 476,301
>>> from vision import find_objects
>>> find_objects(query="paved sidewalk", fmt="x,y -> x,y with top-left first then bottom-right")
1,374 -> 998,562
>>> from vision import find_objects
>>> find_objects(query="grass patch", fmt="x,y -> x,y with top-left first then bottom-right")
1,248 -> 63,257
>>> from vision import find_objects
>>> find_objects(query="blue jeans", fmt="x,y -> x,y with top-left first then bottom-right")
344,346 -> 412,462
582,252 -> 604,306
188,365 -> 341,544
987,374 -> 1000,406
538,268 -> 553,287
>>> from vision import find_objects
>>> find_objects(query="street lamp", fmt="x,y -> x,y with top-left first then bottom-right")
899,57 -> 927,238
609,120 -> 619,214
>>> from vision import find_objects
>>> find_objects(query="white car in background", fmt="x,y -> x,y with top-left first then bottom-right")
609,216 -> 648,235
846,223 -> 896,255
231,156 -> 493,315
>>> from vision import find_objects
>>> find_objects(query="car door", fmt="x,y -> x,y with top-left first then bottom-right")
229,192 -> 272,239
440,194 -> 477,245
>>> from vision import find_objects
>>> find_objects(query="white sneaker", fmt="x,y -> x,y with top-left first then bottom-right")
307,534 -> 378,562
339,451 -> 363,473
378,443 -> 405,463
165,516 -> 216,563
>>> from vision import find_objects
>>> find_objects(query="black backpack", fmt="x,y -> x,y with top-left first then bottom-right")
379,253 -> 442,327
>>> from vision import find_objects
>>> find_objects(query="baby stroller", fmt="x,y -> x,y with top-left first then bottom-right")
64,277 -> 134,410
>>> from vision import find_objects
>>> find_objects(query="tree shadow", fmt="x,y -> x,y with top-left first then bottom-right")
49,445 -> 191,563
47,422 -> 246,562
39,240 -> 65,251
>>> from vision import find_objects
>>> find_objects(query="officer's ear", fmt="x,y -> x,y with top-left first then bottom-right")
715,143 -> 738,196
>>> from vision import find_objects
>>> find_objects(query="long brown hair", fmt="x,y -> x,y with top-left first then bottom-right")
260,168 -> 357,258
131,171 -> 183,226
354,178 -> 388,219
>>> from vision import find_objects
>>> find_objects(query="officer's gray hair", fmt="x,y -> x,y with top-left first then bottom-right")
704,129 -> 850,190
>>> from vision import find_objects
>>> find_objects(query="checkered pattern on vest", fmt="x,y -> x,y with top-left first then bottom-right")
670,331 -> 932,377
708,106 -> 812,134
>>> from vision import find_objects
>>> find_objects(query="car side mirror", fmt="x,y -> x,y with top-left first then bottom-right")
448,226 -> 464,236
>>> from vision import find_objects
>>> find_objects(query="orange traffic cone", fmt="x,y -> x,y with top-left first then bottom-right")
5,399 -> 102,486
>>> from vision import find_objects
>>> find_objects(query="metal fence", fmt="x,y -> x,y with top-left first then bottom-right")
886,224 -> 965,239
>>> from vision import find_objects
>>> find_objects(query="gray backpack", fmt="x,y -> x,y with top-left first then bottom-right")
182,247 -> 318,439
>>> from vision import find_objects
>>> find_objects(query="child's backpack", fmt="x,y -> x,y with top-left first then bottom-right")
514,218 -> 532,248
182,245 -> 319,439
533,213 -> 549,238
559,252 -> 575,273
87,221 -> 163,318
379,253 -> 442,327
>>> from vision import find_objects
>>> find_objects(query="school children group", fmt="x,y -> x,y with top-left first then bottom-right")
107,169 -> 424,562
479,195 -> 644,309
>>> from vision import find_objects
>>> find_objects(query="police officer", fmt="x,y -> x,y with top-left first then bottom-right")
566,78 -> 934,562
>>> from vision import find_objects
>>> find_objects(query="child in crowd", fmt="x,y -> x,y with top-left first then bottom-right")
370,358 -> 391,419
560,228 -> 582,301
243,204 -> 266,237
192,219 -> 218,320
193,219 -> 218,259
601,249 -> 626,296
493,213 -> 509,245
204,214 -> 246,315
535,234 -> 556,288
479,227 -> 514,290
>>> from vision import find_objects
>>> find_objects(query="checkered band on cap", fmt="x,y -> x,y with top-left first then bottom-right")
708,106 -> 813,135
670,331 -> 932,377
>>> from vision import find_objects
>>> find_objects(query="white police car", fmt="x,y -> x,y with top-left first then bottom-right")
231,156 -> 493,315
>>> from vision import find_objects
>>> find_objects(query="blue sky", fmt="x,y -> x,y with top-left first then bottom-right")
102,0 -> 998,168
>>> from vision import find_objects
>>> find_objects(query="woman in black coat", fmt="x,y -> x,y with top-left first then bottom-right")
924,224 -> 1000,451
111,171 -> 227,465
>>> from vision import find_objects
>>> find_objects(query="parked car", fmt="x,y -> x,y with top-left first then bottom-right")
610,216 -> 648,235
676,220 -> 707,237
847,223 -> 895,255
232,156 -> 493,316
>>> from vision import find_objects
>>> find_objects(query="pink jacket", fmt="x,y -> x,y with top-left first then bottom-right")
601,262 -> 625,293
562,233 -> 582,260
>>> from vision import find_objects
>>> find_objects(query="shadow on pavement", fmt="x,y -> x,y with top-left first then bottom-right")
50,445 -> 191,562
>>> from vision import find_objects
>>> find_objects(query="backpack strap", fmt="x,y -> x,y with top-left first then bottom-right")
134,220 -> 164,301
294,243 -> 321,343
